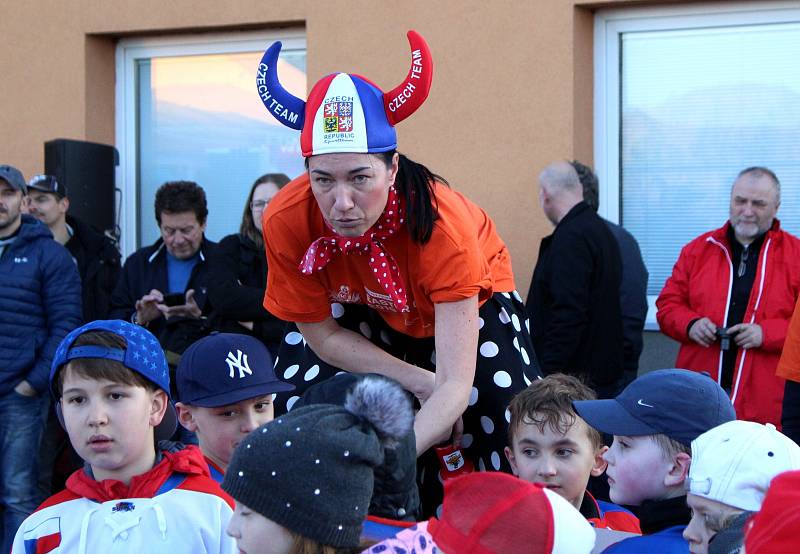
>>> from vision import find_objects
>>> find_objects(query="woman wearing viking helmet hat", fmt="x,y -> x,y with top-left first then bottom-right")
258,31 -> 541,515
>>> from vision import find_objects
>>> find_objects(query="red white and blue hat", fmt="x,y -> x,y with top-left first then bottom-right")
256,30 -> 433,156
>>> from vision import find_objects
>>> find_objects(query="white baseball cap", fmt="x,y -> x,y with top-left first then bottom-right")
688,420 -> 800,511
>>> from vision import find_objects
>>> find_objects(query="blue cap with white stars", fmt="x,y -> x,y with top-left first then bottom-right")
50,319 -> 177,441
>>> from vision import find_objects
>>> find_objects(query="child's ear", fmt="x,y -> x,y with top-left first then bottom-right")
149,389 -> 169,427
591,445 -> 609,477
663,452 -> 691,488
175,402 -> 199,432
504,446 -> 519,476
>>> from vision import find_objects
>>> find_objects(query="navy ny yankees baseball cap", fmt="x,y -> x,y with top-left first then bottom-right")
573,369 -> 736,446
50,319 -> 177,441
176,333 -> 294,407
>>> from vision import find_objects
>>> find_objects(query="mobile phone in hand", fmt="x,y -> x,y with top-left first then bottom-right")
163,292 -> 185,307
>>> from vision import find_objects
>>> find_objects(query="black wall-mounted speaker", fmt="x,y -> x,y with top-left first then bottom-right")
44,138 -> 119,233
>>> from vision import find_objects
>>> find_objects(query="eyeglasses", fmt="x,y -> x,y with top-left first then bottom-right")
250,200 -> 269,211
738,247 -> 749,278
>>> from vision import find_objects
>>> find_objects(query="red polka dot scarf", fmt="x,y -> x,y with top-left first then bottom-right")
299,186 -> 409,312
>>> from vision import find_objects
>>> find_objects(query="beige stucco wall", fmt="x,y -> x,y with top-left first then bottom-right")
0,0 -> 700,292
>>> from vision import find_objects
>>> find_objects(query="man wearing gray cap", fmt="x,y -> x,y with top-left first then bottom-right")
0,164 -> 81,551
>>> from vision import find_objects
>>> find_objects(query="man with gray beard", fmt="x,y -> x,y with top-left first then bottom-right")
657,167 -> 800,429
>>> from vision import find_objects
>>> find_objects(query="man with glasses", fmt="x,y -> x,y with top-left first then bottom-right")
0,164 -> 81,550
657,167 -> 800,428
27,174 -> 120,322
110,181 -> 217,362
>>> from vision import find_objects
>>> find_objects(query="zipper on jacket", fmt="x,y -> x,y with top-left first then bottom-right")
731,237 -> 771,403
706,237 -> 734,387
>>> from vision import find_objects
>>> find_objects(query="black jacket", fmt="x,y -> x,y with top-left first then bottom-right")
207,234 -> 286,353
109,237 -> 216,357
526,202 -> 624,394
604,219 -> 648,376
65,215 -> 121,323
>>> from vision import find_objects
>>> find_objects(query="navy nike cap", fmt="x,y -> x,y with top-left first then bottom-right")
573,369 -> 736,446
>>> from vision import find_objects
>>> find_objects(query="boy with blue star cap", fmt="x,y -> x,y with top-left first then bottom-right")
175,333 -> 294,482
11,320 -> 236,553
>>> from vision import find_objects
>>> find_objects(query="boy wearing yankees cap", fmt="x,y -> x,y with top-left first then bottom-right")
573,369 -> 736,553
11,320 -> 236,553
175,333 -> 294,481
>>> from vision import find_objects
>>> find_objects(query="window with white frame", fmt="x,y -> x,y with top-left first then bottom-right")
594,2 -> 800,329
116,31 -> 306,257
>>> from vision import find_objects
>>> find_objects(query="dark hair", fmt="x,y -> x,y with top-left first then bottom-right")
288,532 -> 373,554
306,151 -> 448,244
154,181 -> 209,226
55,331 -> 158,397
570,160 -> 599,212
240,173 -> 291,248
378,151 -> 447,243
507,373 -> 603,450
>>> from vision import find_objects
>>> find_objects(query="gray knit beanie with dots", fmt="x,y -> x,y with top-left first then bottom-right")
222,375 -> 414,548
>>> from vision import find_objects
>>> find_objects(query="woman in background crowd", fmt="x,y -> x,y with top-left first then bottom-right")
208,173 -> 290,355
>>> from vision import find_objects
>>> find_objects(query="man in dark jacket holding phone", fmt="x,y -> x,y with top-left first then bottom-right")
110,181 -> 216,363
526,160 -> 625,398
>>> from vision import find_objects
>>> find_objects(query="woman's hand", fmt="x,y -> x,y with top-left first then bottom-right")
413,296 -> 479,455
410,367 -> 436,404
297,318 -> 441,397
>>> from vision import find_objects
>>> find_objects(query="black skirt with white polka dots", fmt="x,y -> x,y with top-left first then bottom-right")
272,291 -> 542,518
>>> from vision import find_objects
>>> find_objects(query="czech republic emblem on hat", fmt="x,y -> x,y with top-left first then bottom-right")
256,30 -> 433,156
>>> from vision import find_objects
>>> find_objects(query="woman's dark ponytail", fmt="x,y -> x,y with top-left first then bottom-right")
384,151 -> 448,244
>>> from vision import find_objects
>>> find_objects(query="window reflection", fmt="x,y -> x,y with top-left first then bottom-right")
621,22 -> 800,296
137,50 -> 307,247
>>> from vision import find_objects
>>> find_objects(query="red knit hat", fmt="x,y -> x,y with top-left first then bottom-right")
427,472 -> 595,554
744,470 -> 800,553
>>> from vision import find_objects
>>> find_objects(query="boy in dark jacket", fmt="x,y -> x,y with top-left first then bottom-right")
505,374 -> 641,533
175,333 -> 294,481
292,372 -> 422,541
574,369 -> 736,553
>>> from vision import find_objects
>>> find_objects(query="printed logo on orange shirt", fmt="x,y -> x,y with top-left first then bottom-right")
329,285 -> 361,304
365,286 -> 401,312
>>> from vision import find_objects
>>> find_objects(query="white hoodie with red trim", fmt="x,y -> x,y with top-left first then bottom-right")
12,445 -> 236,554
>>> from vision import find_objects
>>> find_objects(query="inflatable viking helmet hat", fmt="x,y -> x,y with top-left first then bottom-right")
256,31 -> 433,157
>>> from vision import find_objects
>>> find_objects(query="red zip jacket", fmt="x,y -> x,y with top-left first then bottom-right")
656,220 -> 800,426
581,491 -> 641,533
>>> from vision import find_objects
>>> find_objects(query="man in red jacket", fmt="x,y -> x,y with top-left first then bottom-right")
657,167 -> 800,427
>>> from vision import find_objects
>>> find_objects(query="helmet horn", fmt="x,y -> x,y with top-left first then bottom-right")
256,41 -> 306,130
382,31 -> 433,126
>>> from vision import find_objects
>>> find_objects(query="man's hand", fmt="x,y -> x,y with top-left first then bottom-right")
135,289 -> 164,326
14,380 -> 37,397
728,323 -> 764,349
688,317 -> 718,347
157,289 -> 202,320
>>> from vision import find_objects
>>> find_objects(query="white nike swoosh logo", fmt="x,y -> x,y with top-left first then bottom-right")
637,399 -> 654,408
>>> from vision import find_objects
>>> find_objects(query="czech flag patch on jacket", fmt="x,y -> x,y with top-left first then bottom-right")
23,516 -> 61,554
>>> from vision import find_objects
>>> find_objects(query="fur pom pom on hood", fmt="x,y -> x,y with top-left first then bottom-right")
344,375 -> 414,447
